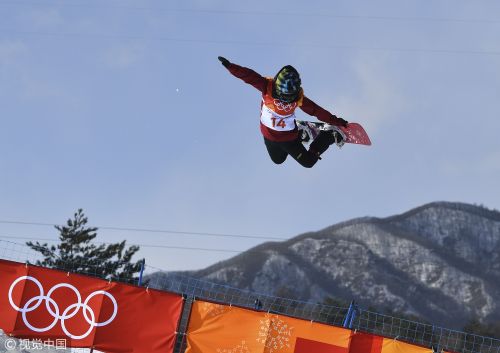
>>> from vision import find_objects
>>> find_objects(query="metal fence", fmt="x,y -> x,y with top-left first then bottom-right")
1,239 -> 499,353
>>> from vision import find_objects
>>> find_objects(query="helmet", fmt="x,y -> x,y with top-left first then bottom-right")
274,65 -> 301,103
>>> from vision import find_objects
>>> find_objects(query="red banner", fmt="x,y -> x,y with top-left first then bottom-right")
349,331 -> 433,353
349,332 -> 384,353
0,259 -> 183,353
295,337 -> 349,353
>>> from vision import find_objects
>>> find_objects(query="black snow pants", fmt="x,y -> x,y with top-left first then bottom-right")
264,131 -> 336,168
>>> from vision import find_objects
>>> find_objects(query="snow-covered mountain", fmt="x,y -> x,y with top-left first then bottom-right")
154,202 -> 500,329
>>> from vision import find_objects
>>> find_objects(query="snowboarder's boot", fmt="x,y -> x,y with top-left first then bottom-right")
319,123 -> 346,148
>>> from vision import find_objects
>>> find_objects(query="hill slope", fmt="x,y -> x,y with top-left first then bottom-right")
153,202 -> 500,329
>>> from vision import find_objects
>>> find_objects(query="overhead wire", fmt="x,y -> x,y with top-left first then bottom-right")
1,0 -> 499,25
2,30 -> 500,57
0,214 -> 295,256
0,0 -> 499,56
0,234 -> 270,254
0,220 -> 289,240
0,232 -> 439,255
0,28 -> 499,57
0,234 -> 245,253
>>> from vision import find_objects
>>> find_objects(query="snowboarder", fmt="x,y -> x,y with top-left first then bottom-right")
218,56 -> 348,168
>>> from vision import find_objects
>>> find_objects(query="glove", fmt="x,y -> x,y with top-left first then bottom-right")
332,115 -> 348,127
218,56 -> 230,68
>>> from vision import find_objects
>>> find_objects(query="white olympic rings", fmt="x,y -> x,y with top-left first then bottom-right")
8,276 -> 118,339
273,99 -> 296,112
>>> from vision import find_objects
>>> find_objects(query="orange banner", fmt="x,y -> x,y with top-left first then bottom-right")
186,300 -> 352,353
186,301 -> 434,353
380,338 -> 433,353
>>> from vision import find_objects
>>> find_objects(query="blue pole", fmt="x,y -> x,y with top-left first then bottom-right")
348,303 -> 358,328
343,301 -> 354,328
138,258 -> 145,286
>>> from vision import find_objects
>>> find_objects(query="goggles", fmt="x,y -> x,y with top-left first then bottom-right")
276,90 -> 298,103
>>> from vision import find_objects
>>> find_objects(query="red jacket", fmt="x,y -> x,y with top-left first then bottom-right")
225,62 -> 344,142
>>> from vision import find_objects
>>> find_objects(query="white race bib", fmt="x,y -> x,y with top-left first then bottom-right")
260,105 -> 296,131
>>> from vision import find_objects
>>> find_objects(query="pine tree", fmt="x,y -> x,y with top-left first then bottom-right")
26,209 -> 143,284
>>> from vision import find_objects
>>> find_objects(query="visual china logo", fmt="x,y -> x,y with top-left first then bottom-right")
8,276 -> 118,339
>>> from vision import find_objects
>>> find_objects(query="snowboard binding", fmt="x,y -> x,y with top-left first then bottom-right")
319,123 -> 346,148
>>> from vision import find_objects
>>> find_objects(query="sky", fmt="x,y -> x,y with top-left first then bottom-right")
0,0 -> 499,272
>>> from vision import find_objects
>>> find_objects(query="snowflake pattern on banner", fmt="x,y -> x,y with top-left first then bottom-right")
256,314 -> 294,353
200,302 -> 229,319
216,340 -> 251,353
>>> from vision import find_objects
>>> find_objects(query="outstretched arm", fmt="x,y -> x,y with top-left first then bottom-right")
218,56 -> 268,93
300,96 -> 348,127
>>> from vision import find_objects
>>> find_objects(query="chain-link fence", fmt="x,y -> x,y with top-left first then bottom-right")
1,239 -> 499,353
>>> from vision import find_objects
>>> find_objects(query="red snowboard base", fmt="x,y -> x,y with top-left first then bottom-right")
339,123 -> 371,145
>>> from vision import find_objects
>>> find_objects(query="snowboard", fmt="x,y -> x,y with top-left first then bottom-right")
296,120 -> 371,146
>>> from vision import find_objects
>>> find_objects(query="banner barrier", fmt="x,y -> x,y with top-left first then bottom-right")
185,300 -> 433,353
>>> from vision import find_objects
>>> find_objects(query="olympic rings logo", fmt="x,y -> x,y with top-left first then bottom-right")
8,276 -> 118,340
273,99 -> 296,113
